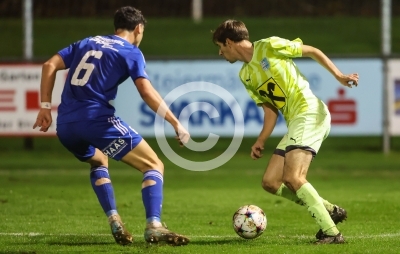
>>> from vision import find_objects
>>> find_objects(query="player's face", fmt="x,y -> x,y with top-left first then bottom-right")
216,42 -> 237,63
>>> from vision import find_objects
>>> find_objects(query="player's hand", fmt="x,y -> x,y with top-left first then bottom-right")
33,109 -> 52,132
174,123 -> 190,147
251,139 -> 264,160
336,73 -> 359,88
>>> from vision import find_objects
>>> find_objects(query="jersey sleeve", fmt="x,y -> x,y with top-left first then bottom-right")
126,51 -> 149,81
267,36 -> 303,58
57,41 -> 80,68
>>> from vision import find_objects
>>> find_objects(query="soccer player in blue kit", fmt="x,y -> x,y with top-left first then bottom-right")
33,6 -> 190,246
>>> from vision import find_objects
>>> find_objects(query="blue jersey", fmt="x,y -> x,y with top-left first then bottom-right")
57,35 -> 149,123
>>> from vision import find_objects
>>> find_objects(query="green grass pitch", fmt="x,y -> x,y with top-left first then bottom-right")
0,137 -> 400,253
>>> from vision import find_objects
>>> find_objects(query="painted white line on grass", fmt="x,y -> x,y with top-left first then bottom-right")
0,232 -> 400,239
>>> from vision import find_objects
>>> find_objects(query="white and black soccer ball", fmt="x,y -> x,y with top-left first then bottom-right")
233,205 -> 267,239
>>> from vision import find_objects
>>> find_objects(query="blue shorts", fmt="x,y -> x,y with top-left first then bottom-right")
57,116 -> 143,161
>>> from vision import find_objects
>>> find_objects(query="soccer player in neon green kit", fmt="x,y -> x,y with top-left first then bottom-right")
212,20 -> 359,244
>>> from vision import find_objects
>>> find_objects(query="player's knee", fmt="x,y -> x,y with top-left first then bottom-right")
142,158 -> 164,174
88,158 -> 108,168
282,173 -> 304,192
282,174 -> 295,187
154,159 -> 164,174
261,179 -> 280,194
88,150 -> 109,168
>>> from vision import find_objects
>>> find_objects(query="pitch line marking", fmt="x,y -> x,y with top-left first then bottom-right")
0,232 -> 399,239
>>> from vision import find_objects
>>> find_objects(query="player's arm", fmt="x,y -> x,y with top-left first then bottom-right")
40,54 -> 66,103
134,78 -> 189,146
33,54 -> 66,132
251,102 -> 278,160
301,45 -> 359,88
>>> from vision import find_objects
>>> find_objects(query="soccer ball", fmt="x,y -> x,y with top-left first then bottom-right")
232,205 -> 267,239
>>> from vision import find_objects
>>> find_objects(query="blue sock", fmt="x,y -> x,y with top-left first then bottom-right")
90,166 -> 117,217
141,170 -> 163,223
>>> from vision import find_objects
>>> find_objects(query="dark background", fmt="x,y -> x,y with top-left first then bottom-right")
1,0 -> 400,17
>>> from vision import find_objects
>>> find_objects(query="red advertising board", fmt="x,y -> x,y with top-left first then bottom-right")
328,88 -> 357,125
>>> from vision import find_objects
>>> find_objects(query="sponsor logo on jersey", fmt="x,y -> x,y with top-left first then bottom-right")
260,58 -> 270,71
102,138 -> 127,158
89,36 -> 124,52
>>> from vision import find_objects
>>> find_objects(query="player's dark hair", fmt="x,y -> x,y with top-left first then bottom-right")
212,20 -> 249,45
114,6 -> 147,31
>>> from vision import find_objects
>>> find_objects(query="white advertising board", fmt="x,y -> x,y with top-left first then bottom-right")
115,59 -> 383,137
0,59 -> 383,137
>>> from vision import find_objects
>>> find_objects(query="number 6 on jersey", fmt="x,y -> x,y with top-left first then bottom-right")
71,50 -> 103,86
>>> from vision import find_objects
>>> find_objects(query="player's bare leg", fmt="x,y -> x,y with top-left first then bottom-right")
261,153 -> 285,193
121,139 -> 189,246
262,152 -> 307,206
262,150 -> 347,219
87,149 -> 133,245
283,149 -> 344,244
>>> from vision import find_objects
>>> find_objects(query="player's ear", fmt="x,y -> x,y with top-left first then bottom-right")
226,38 -> 233,47
135,23 -> 144,34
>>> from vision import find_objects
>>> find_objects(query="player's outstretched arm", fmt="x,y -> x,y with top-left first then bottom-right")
251,102 -> 278,160
134,78 -> 190,146
33,54 -> 66,132
301,45 -> 359,88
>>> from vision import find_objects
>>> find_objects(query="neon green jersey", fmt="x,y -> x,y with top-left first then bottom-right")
239,36 -> 323,123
